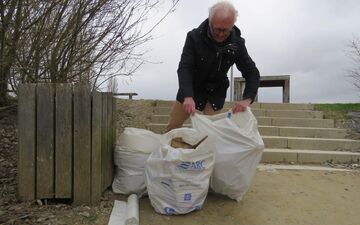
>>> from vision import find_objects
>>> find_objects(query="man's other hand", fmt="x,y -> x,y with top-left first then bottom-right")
183,97 -> 196,115
232,99 -> 252,113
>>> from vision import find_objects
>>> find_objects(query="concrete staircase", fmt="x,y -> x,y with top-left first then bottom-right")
147,101 -> 360,165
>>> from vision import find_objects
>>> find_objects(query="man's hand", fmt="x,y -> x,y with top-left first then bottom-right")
183,97 -> 196,115
232,99 -> 252,113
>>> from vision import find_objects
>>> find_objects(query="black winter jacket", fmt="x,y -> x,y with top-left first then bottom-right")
176,19 -> 260,111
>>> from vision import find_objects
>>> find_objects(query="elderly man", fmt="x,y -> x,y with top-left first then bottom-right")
166,1 -> 260,132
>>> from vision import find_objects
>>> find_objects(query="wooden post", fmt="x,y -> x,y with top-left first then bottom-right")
55,84 -> 73,198
17,84 -> 36,201
91,91 -> 102,205
73,84 -> 91,205
106,93 -> 114,189
101,93 -> 108,192
36,84 -> 55,199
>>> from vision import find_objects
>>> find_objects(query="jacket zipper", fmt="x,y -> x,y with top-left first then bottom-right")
217,51 -> 222,72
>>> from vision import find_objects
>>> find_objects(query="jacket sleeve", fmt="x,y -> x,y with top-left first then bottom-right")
177,32 -> 196,98
235,38 -> 260,102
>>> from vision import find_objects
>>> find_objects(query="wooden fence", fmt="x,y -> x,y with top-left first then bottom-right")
17,83 -> 114,205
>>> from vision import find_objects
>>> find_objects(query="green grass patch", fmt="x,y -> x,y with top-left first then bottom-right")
314,103 -> 360,120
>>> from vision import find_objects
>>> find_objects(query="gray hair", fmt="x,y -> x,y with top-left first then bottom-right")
208,1 -> 238,25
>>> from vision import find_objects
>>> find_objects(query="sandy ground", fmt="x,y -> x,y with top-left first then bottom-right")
133,169 -> 360,225
1,99 -> 360,225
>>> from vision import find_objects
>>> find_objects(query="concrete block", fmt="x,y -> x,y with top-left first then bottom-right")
258,126 -> 279,136
257,117 -> 272,126
261,149 -> 297,163
265,110 -> 323,119
260,103 -> 314,110
297,150 -> 360,164
251,109 -> 266,117
288,137 -> 360,151
262,136 -> 288,148
279,127 -> 347,139
271,118 -> 334,128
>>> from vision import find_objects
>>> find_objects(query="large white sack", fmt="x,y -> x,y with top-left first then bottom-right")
112,128 -> 161,196
191,108 -> 264,201
145,128 -> 215,215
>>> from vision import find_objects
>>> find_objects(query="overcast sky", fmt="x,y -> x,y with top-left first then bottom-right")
115,0 -> 360,103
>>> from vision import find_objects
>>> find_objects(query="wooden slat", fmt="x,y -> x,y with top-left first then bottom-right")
101,93 -> 108,192
73,84 -> 91,205
106,93 -> 114,189
55,84 -> 73,198
91,91 -> 102,205
17,84 -> 36,201
36,83 -> 55,199
109,93 -> 115,185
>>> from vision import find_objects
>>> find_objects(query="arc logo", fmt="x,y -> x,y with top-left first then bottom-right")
164,207 -> 175,215
176,160 -> 205,170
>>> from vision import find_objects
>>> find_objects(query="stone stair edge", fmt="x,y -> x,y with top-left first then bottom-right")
153,106 -> 321,112
151,99 -> 314,104
146,122 -> 347,131
262,148 -> 360,164
146,123 -> 359,142
153,100 -> 315,109
256,164 -> 354,172
146,123 -> 341,132
264,148 -> 360,154
151,114 -> 333,122
262,135 -> 360,142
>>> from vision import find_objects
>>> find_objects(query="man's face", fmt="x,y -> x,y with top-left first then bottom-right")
209,12 -> 234,43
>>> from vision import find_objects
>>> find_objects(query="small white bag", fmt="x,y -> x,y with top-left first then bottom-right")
191,108 -> 264,201
112,128 -> 161,196
145,128 -> 215,215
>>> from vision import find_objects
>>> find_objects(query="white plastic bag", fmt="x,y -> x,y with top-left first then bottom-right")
112,128 -> 161,196
191,108 -> 264,201
145,128 -> 215,215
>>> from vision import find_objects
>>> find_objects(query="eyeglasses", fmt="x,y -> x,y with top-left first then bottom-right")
210,25 -> 232,35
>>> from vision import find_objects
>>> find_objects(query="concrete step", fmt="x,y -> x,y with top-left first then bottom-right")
261,148 -> 360,164
258,126 -> 347,139
146,123 -> 190,133
153,107 -> 324,119
151,115 -> 334,128
263,136 -> 360,152
146,124 -> 360,151
147,123 -> 348,139
258,102 -> 314,110
155,100 -> 315,110
256,164 -> 353,172
259,117 -> 334,128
